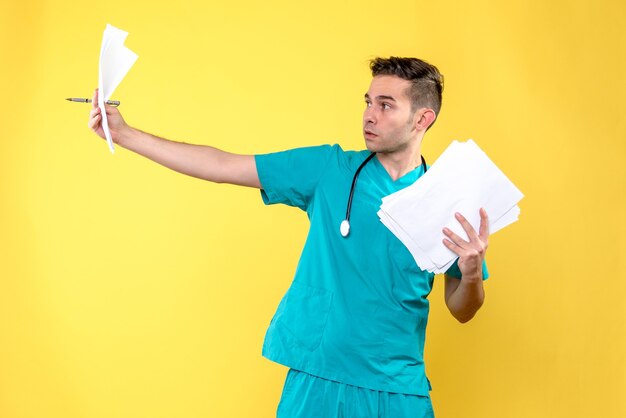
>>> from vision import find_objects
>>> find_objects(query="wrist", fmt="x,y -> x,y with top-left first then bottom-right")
460,272 -> 483,284
116,126 -> 139,147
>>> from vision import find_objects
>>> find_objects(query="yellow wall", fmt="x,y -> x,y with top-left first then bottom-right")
1,0 -> 624,417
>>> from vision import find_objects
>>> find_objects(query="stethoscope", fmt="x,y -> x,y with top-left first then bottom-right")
340,153 -> 428,237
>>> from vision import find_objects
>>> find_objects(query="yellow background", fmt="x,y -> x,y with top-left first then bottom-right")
1,0 -> 624,417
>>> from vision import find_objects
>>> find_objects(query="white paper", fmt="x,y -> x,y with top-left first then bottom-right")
98,24 -> 138,153
378,139 -> 523,273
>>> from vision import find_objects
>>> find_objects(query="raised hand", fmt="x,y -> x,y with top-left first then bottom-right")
442,208 -> 489,280
87,88 -> 130,144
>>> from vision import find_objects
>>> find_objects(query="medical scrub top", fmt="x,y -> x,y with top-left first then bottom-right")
255,144 -> 486,396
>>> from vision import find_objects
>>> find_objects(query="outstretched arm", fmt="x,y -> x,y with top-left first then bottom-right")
88,89 -> 261,188
442,208 -> 489,323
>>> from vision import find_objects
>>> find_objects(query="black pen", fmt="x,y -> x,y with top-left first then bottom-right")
66,98 -> 120,107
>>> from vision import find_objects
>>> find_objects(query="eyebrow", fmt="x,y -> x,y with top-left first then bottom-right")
364,93 -> 397,102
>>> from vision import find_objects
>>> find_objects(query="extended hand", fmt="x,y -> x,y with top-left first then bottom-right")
88,88 -> 130,144
442,208 -> 489,280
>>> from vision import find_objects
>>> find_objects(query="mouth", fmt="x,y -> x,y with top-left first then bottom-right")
363,129 -> 378,139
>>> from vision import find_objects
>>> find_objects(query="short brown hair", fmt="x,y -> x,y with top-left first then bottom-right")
370,57 -> 444,117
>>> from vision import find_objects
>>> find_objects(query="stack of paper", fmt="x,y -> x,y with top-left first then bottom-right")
377,139 -> 523,273
98,24 -> 138,153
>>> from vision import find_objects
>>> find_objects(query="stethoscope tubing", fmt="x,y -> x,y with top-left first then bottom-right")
340,153 -> 427,237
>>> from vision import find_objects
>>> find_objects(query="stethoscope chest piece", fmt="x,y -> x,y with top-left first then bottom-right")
340,220 -> 350,237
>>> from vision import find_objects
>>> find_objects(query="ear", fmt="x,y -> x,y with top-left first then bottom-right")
414,108 -> 437,131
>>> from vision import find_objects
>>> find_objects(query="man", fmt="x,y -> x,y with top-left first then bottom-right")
88,57 -> 489,418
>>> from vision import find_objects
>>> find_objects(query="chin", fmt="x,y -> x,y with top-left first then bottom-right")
364,139 -> 381,152
365,143 -> 390,154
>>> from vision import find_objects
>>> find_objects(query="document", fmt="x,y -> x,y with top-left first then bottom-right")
378,139 -> 524,273
98,24 -> 138,153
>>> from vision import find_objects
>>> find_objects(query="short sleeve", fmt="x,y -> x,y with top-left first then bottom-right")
255,145 -> 337,211
444,258 -> 490,280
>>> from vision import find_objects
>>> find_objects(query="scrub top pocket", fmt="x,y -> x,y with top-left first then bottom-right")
275,282 -> 333,351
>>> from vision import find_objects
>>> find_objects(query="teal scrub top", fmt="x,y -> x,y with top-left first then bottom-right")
255,144 -> 487,396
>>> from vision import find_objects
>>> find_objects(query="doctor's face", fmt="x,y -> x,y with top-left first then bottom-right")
362,75 -> 419,154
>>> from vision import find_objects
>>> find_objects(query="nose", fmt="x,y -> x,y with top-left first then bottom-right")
363,106 -> 376,125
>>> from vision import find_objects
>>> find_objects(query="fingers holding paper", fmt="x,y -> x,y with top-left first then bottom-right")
87,89 -> 105,138
88,88 -> 129,144
442,208 -> 489,279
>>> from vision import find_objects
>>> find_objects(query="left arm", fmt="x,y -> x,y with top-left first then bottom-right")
442,208 -> 489,323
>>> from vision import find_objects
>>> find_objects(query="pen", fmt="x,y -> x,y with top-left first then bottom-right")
66,98 -> 120,107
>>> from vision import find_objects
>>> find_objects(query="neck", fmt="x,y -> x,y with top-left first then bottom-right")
375,143 -> 423,181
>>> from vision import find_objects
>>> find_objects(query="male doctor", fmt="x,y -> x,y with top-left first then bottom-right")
88,57 -> 489,418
